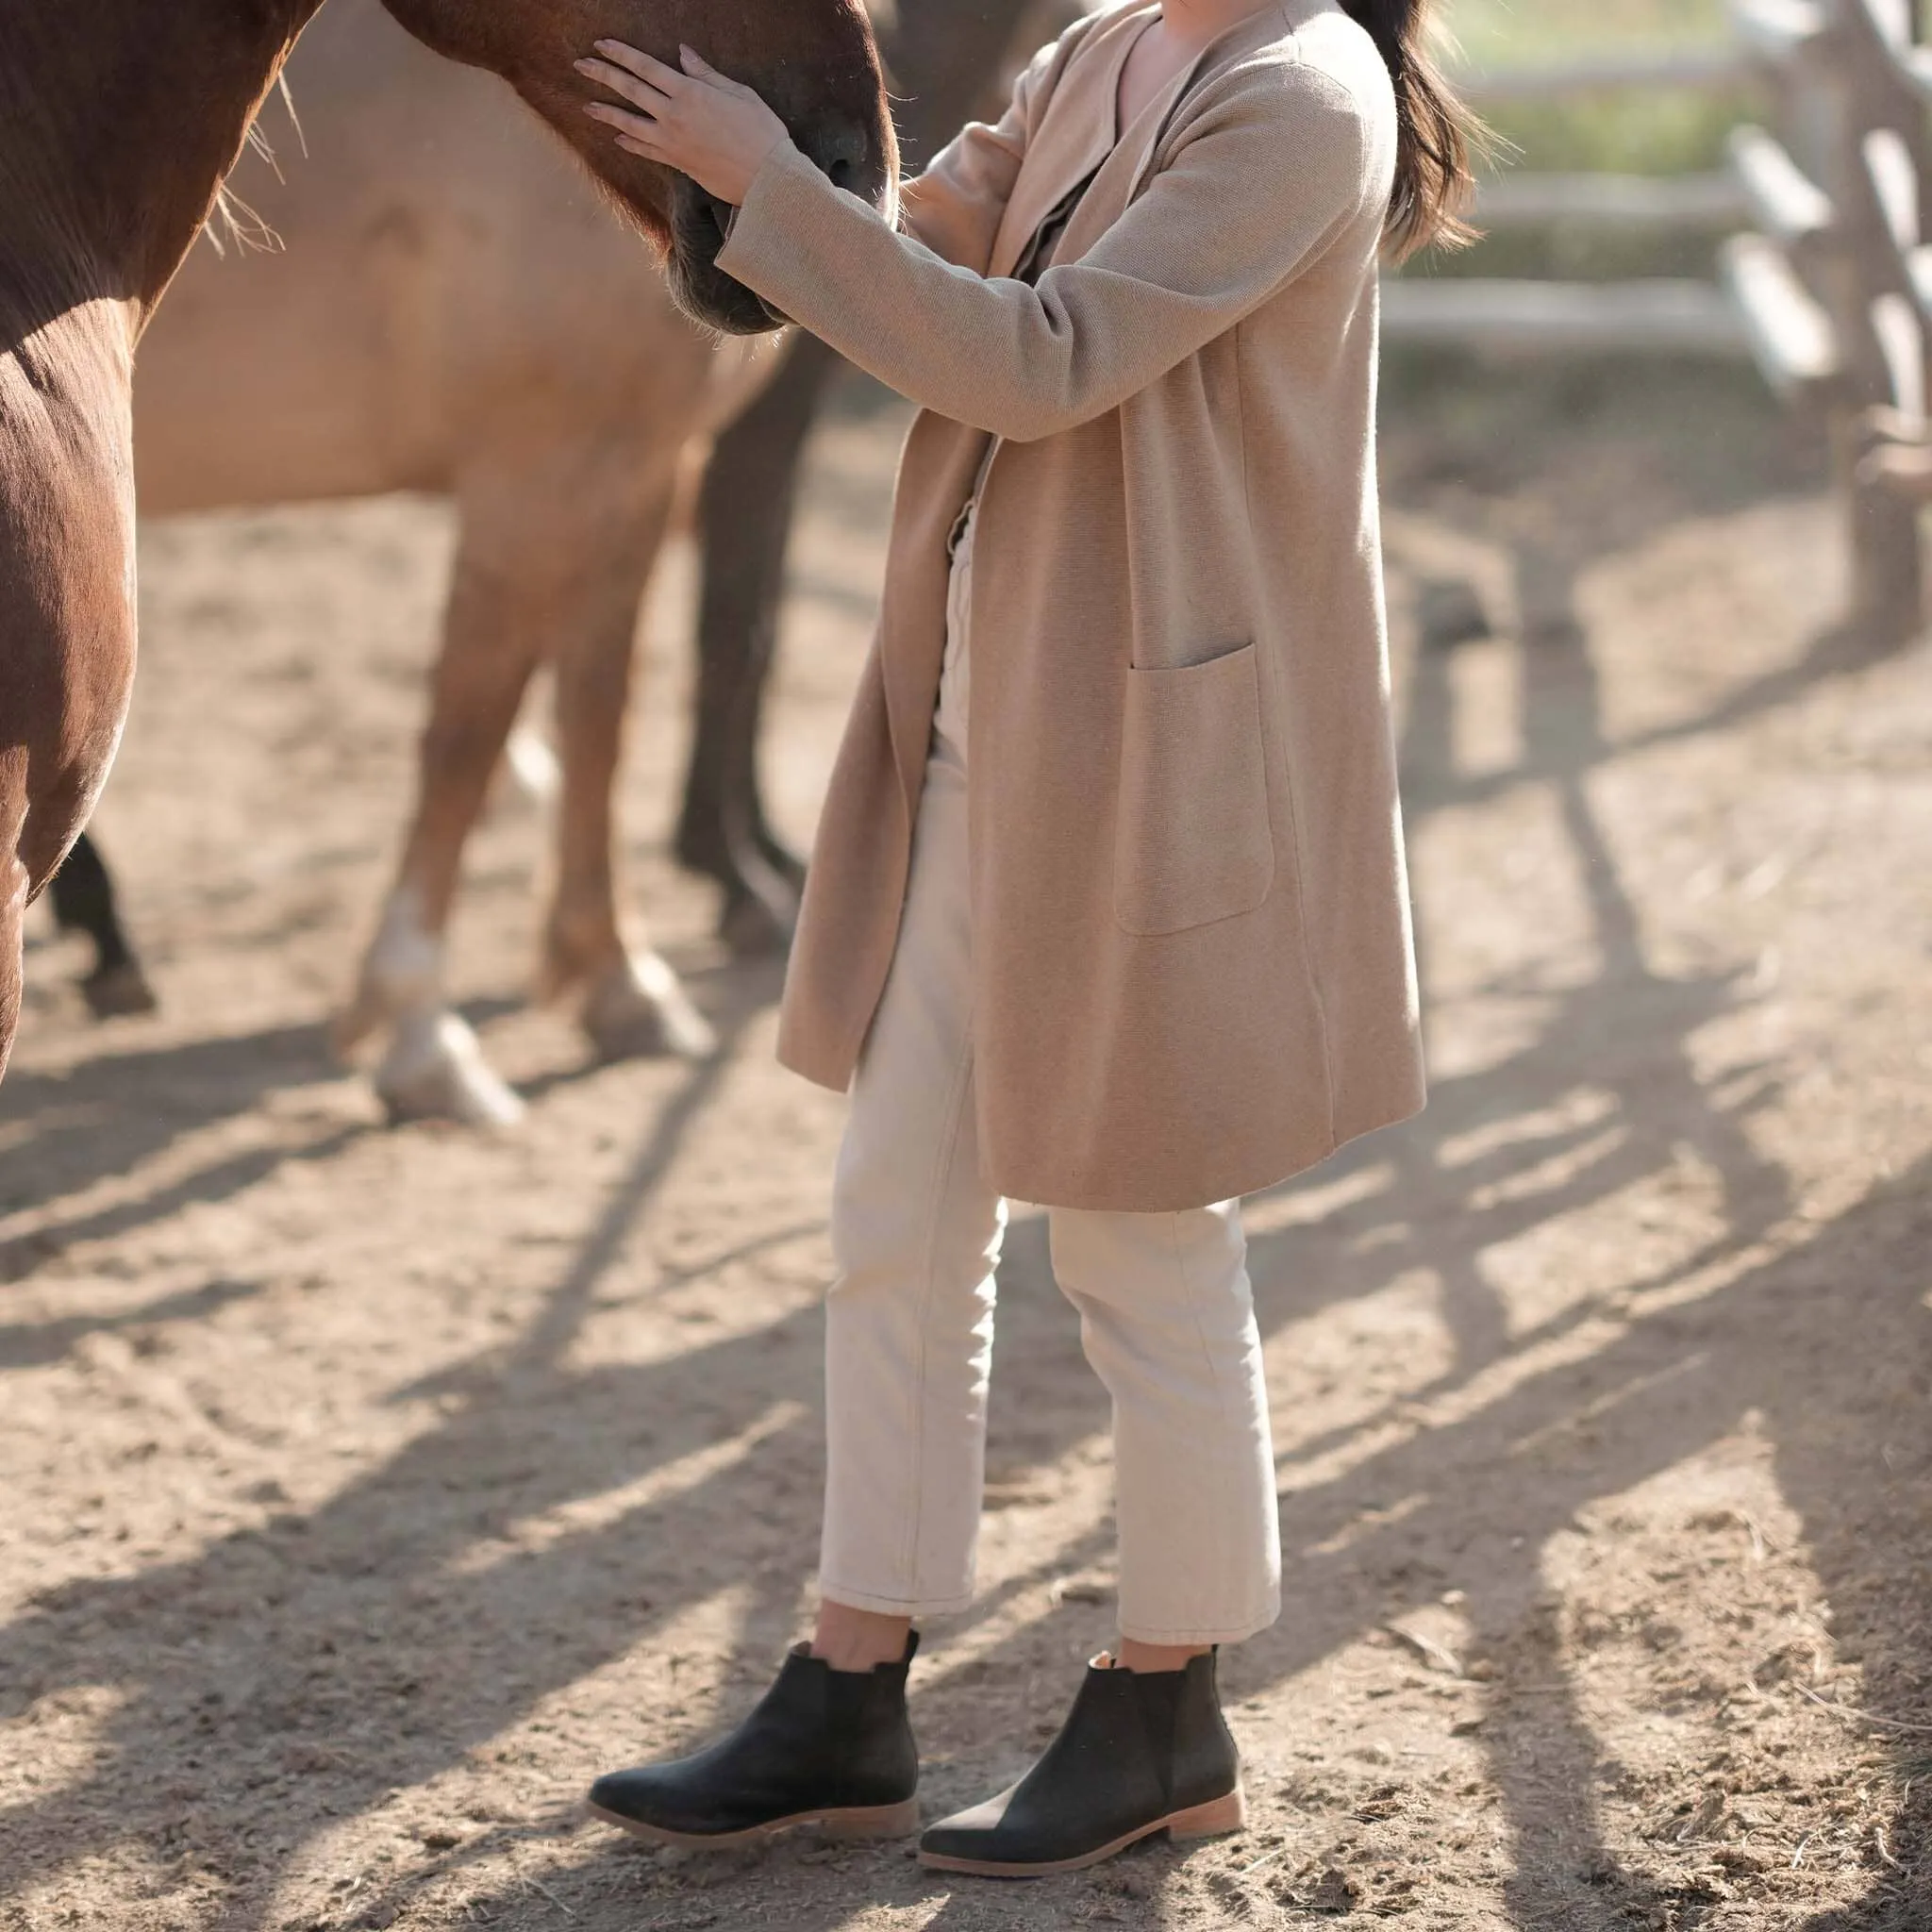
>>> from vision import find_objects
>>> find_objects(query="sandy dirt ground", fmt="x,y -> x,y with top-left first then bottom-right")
3,359 -> 1930,1932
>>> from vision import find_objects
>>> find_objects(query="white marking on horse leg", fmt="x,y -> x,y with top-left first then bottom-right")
333,882 -> 445,1059
503,722 -> 561,807
375,1009 -> 525,1128
363,882 -> 444,1008
578,948 -> 717,1063
337,888 -> 527,1127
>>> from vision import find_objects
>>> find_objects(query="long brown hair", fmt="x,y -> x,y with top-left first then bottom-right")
1339,0 -> 1487,261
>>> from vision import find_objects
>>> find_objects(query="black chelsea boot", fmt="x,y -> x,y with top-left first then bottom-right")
587,1632 -> 920,1846
919,1648 -> 1243,1876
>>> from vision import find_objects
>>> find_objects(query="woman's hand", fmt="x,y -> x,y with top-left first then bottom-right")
575,42 -> 791,207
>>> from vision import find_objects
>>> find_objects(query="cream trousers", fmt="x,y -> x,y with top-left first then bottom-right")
818,512 -> 1283,1646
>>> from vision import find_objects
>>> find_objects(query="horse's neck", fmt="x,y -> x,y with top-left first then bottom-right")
0,0 -> 326,326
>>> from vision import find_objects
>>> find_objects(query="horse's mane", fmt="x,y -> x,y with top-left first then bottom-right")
204,74 -> 303,258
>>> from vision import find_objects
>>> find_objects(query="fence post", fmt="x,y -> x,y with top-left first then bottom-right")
1824,0 -> 1924,638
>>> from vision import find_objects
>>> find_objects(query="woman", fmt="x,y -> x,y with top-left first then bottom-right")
575,0 -> 1478,1878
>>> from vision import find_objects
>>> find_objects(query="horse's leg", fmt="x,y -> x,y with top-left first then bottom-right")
334,469 -> 555,1126
0,769 -> 25,1087
541,464 -> 715,1063
670,1 -> 1050,966
678,330 -> 842,955
49,831 -> 158,1017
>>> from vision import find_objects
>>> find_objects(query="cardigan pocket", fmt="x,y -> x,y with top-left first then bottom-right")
1113,642 -> 1276,936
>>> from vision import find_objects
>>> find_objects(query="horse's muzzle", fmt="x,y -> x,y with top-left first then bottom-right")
668,181 -> 788,336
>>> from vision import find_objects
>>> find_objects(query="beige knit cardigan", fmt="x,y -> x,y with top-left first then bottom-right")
716,0 -> 1426,1211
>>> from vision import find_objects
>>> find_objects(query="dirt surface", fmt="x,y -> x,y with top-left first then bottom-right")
4,360 -> 1931,1932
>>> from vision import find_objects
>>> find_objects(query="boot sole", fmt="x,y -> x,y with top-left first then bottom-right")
586,1796 -> 920,1849
918,1785 -> 1246,1878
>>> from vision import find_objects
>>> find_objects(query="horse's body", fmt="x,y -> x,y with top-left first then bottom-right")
136,0 -> 780,1122
55,0 -> 1053,1126
0,0 -> 892,1087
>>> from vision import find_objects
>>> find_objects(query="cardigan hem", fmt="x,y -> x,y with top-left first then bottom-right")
984,1088 -> 1426,1214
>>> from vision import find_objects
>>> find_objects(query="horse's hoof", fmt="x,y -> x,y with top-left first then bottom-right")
755,827 -> 808,894
678,833 -> 801,958
717,846 -> 802,958
375,1012 -> 525,1128
718,891 -> 791,958
580,953 -> 716,1063
81,960 -> 158,1019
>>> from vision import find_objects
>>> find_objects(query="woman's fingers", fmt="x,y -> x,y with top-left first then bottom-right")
680,46 -> 760,103
591,39 -> 683,90
574,55 -> 671,114
676,45 -> 731,86
579,39 -> 758,117
584,101 -> 657,141
575,36 -> 788,203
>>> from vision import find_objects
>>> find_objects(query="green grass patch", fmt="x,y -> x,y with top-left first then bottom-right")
1441,0 -> 1731,68
1472,90 -> 1755,179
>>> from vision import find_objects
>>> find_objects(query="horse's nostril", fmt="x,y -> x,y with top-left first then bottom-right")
812,123 -> 869,195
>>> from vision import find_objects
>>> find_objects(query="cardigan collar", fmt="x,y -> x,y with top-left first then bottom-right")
985,5 -> 1149,283
987,1 -> 1310,283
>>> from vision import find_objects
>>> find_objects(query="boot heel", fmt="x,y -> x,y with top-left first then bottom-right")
1167,1787 -> 1246,1841
824,1797 -> 922,1840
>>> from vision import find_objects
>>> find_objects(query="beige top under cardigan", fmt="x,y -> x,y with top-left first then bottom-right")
716,0 -> 1426,1211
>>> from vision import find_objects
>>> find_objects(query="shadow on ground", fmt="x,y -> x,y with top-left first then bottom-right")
1,368 -> 1925,1930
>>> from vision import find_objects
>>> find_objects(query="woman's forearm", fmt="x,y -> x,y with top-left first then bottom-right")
715,76 -> 1372,443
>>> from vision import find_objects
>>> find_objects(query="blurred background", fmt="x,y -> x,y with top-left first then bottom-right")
3,4 -> 1929,1930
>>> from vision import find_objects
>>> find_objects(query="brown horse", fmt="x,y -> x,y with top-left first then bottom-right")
0,0 -> 894,1087
134,0 -> 782,1124
45,0 -> 1050,1127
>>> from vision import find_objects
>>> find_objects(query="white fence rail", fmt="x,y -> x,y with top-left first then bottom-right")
1381,278 -> 1748,355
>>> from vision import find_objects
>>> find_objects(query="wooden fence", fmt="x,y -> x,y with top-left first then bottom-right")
1381,48 -> 1755,360
1719,0 -> 1928,636
1392,8 -> 1932,639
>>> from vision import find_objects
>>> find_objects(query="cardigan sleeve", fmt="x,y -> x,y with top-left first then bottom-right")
895,39 -> 1055,273
716,63 -> 1376,444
